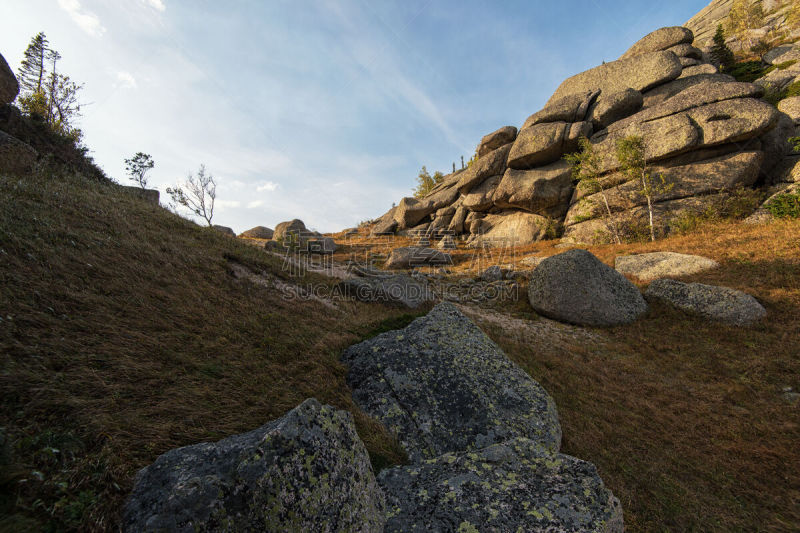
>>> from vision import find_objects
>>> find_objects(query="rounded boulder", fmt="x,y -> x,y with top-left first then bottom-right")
528,249 -> 647,327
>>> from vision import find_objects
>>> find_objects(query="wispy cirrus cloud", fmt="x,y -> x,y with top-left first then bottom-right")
143,0 -> 165,12
57,0 -> 106,37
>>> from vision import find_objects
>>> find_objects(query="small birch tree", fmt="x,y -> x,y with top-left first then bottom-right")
564,136 -> 622,244
167,165 -> 217,226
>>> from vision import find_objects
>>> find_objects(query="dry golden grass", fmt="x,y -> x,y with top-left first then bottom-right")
1,168 -> 799,531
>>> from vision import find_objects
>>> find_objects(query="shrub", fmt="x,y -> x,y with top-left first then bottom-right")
765,193 -> 800,219
725,61 -> 774,82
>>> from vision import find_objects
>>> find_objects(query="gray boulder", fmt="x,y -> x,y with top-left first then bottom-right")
476,125 -> 517,157
339,274 -> 433,309
447,204 -> 468,234
122,399 -> 386,532
371,208 -> 399,236
547,50 -> 682,106
273,219 -> 307,243
212,225 -> 236,237
304,236 -> 337,254
0,53 -> 19,106
641,73 -> 736,108
528,249 -> 647,327
384,246 -> 452,270
462,174 -> 501,212
615,252 -> 719,281
0,130 -> 37,174
239,225 -> 274,239
667,43 -> 703,60
492,159 -> 574,218
508,121 -> 591,170
466,210 -> 550,247
393,197 -> 436,229
646,279 -> 766,326
588,88 -> 643,130
342,303 -> 562,462
521,90 -> 600,129
678,63 -> 719,79
778,96 -> 800,124
479,265 -> 507,282
620,26 -> 694,59
379,437 -> 623,533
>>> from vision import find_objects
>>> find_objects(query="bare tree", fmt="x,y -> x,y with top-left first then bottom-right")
167,165 -> 217,226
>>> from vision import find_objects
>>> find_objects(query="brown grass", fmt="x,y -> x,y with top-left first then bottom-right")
1,168 -> 799,531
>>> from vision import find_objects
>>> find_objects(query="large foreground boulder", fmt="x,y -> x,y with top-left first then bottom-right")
0,53 -> 19,106
339,273 -> 433,309
379,437 -> 623,533
467,210 -> 551,248
645,279 -> 767,326
342,303 -> 562,462
273,218 -> 308,244
615,252 -> 718,281
528,249 -> 648,327
123,399 -> 385,532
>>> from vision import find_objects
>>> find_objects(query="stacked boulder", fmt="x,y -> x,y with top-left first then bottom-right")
374,26 -> 794,245
0,52 -> 37,175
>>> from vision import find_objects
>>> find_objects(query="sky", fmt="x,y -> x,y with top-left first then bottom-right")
1,0 -> 711,233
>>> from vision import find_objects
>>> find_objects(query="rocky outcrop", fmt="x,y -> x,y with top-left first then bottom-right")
122,186 -> 160,205
383,246 -> 451,270
123,399 -> 386,532
615,252 -> 719,281
212,225 -> 236,237
0,130 -> 37,174
528,249 -> 648,327
239,225 -> 274,239
370,22 -> 790,246
0,53 -> 18,106
273,218 -> 307,243
646,279 -> 767,326
686,0 -> 799,50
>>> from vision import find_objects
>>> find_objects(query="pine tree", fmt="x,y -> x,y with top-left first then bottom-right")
18,32 -> 49,94
710,24 -> 735,70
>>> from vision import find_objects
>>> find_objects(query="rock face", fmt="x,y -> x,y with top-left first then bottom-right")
339,273 -> 433,309
383,246 -> 452,270
0,52 -> 19,106
0,130 -> 37,174
273,219 -> 307,243
122,186 -> 160,205
371,22 -> 789,246
528,249 -> 648,327
615,252 -> 719,281
239,226 -> 274,239
646,279 -> 767,326
342,303 -> 562,462
379,437 -> 623,533
122,399 -> 386,532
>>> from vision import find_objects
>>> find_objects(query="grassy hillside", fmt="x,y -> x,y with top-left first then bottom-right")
0,169 -> 411,531
1,166 -> 799,531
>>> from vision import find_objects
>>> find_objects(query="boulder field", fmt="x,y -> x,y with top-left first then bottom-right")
370,25 -> 798,246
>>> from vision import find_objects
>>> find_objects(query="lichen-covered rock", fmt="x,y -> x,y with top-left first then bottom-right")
462,174 -> 501,212
640,73 -> 735,108
667,43 -> 703,60
339,273 -> 434,309
521,90 -> 600,129
239,226 -> 274,239
384,246 -> 452,270
678,63 -> 719,78
476,125 -> 517,157
615,252 -> 719,281
548,50 -> 682,105
122,399 -> 386,532
379,437 -> 623,533
466,210 -> 550,248
646,279 -> 767,326
778,96 -> 800,124
0,53 -> 19,106
620,26 -> 694,59
456,144 -> 512,194
342,303 -> 562,462
528,249 -> 647,327
371,207 -> 399,236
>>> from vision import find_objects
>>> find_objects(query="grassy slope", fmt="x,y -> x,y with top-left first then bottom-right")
1,169 -> 799,531
0,170 -> 411,531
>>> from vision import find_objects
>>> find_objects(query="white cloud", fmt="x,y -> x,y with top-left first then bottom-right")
143,0 -> 166,12
246,200 -> 264,209
256,181 -> 279,192
115,71 -> 137,89
215,200 -> 242,209
57,0 -> 106,37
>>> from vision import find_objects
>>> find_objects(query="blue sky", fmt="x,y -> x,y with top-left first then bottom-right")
1,0 -> 710,233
